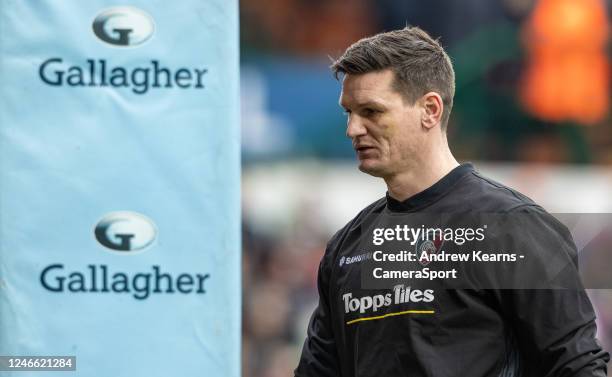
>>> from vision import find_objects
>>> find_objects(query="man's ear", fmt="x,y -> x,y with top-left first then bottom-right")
420,92 -> 444,129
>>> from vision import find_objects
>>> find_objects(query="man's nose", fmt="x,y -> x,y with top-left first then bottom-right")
346,115 -> 367,138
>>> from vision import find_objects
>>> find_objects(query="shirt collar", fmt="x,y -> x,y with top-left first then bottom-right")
386,163 -> 474,212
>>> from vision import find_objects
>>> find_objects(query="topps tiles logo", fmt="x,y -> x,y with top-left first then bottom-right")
38,6 -> 208,94
39,211 -> 211,300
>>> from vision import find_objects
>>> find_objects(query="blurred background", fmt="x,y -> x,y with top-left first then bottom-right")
239,0 -> 612,375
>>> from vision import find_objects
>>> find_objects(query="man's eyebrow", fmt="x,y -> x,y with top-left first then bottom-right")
340,100 -> 386,110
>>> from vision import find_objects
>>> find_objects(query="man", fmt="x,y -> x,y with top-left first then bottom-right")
294,27 -> 609,377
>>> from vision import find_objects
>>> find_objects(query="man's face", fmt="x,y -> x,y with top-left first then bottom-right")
340,69 -> 425,178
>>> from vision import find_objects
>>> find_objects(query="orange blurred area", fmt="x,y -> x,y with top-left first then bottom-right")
520,0 -> 610,124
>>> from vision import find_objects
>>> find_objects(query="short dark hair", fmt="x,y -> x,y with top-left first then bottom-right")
331,27 -> 455,129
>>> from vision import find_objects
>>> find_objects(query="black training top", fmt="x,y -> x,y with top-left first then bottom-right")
295,163 -> 609,377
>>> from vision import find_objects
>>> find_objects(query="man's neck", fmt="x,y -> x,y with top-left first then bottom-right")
385,149 -> 459,202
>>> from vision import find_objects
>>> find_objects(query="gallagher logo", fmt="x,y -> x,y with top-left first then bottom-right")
38,7 -> 207,93
94,211 -> 157,252
92,6 -> 155,47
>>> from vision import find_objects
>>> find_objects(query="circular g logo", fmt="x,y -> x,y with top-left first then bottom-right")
94,211 -> 157,252
92,6 -> 155,47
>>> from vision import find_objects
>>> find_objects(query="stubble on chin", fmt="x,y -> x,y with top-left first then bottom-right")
357,160 -> 386,178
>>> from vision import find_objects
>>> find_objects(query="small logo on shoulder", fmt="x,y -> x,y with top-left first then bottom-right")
339,252 -> 372,267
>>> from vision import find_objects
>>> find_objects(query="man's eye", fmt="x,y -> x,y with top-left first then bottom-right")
362,108 -> 377,117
